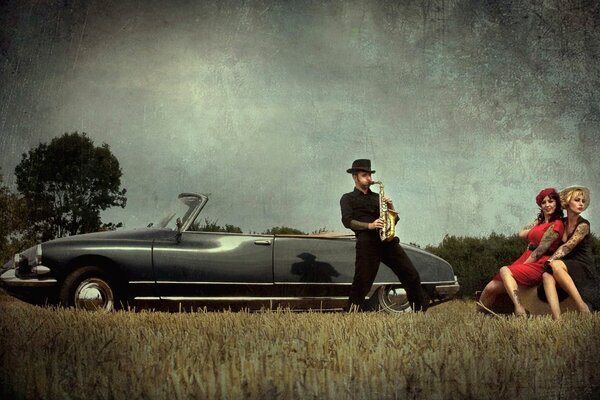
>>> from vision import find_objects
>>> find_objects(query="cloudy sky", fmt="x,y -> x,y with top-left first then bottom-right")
1,0 -> 598,246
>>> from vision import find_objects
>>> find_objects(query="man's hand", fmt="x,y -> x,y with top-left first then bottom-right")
382,196 -> 395,211
368,218 -> 384,230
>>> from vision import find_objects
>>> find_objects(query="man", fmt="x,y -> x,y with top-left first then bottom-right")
340,159 -> 428,312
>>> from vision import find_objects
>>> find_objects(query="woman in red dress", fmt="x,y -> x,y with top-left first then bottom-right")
478,188 -> 565,316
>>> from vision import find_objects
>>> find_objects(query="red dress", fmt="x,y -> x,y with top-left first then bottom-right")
493,220 -> 565,287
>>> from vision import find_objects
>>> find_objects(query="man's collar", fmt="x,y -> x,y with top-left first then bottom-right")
353,186 -> 373,195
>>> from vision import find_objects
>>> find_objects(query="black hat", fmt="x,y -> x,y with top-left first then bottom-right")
346,159 -> 375,174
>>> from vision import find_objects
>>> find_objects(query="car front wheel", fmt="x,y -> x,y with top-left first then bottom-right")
59,266 -> 118,311
374,285 -> 412,314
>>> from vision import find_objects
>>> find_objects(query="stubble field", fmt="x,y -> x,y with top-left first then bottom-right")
1,293 -> 599,400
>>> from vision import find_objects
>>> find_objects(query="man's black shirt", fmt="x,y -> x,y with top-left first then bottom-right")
340,187 -> 380,241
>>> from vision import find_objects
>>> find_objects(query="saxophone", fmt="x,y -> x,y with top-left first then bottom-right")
371,181 -> 398,242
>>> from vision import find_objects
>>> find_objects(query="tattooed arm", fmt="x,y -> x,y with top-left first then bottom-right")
524,223 -> 559,263
547,223 -> 590,262
518,220 -> 538,240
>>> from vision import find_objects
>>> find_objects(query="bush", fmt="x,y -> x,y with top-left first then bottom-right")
590,232 -> 600,274
262,226 -> 306,235
425,233 -> 526,298
426,231 -> 600,298
190,218 -> 242,233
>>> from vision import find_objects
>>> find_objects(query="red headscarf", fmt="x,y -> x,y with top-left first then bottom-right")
536,188 -> 557,206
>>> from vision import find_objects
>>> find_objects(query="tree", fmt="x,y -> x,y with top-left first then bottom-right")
0,170 -> 31,263
14,132 -> 127,241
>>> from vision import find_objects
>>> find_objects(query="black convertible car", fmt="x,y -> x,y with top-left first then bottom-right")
1,193 -> 459,313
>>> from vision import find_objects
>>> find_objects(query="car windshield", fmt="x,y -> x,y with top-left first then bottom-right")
151,194 -> 204,230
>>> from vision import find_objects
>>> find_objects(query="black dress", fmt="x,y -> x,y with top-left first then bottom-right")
542,217 -> 600,310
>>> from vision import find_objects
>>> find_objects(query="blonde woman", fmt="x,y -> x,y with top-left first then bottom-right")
542,186 -> 599,320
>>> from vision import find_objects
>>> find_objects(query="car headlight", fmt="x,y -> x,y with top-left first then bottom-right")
14,245 -> 49,276
35,244 -> 43,265
14,253 -> 29,272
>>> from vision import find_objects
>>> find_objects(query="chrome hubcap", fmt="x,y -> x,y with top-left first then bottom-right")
378,286 -> 411,313
74,278 -> 114,311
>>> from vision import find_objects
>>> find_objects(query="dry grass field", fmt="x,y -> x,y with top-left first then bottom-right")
1,293 -> 599,400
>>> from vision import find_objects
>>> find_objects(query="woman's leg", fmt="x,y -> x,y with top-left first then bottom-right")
479,279 -> 505,308
542,272 -> 561,320
499,266 -> 527,316
549,261 -> 591,314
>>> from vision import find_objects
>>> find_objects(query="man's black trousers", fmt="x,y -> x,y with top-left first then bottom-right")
348,237 -> 427,311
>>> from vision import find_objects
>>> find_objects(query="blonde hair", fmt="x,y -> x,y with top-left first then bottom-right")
560,188 -> 588,209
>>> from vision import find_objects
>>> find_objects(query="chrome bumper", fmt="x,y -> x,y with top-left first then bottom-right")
435,282 -> 460,297
0,268 -> 58,287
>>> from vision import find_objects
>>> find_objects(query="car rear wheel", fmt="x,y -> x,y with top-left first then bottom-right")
374,285 -> 412,313
59,266 -> 118,311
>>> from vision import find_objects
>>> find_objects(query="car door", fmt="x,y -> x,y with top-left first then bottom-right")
152,232 -> 274,298
272,236 -> 355,298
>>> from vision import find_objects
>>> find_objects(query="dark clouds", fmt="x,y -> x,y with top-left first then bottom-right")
1,0 -> 599,245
